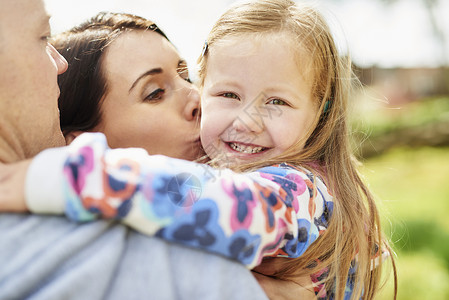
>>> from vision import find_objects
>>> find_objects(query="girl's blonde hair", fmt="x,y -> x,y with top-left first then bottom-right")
198,0 -> 397,299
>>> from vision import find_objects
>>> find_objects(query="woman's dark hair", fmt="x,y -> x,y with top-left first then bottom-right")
52,12 -> 169,134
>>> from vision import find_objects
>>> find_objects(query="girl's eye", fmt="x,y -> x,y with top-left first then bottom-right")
145,88 -> 165,101
220,92 -> 239,100
267,98 -> 287,106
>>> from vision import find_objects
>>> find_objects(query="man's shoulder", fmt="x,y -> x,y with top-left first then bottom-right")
0,214 -> 129,299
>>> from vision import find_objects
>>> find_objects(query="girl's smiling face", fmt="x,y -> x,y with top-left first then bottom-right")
200,33 -> 319,166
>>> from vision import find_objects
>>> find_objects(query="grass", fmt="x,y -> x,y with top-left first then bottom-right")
352,96 -> 449,138
360,146 -> 449,299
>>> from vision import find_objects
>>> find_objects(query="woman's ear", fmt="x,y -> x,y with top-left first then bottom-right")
64,131 -> 84,145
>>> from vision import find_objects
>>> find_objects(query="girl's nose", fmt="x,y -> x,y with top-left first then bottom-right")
231,108 -> 264,134
183,83 -> 201,122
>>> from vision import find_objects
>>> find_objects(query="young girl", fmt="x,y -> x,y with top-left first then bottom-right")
15,0 -> 396,299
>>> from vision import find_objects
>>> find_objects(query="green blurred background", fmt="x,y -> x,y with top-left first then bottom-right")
352,88 -> 449,299
343,1 -> 449,297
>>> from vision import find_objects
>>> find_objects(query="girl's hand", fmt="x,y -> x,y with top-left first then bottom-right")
252,257 -> 316,300
0,160 -> 31,212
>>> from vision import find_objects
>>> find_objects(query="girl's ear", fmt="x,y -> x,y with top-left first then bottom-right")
64,131 -> 84,145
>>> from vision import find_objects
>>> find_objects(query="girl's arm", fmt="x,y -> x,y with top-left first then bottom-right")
26,133 -> 333,268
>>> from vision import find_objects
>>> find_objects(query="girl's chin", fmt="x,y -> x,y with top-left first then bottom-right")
216,153 -> 270,168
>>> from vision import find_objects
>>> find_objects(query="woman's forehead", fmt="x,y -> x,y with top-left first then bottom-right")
101,30 -> 183,91
104,30 -> 180,71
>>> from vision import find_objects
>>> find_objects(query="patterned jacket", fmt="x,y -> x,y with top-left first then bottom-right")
26,132 -> 334,270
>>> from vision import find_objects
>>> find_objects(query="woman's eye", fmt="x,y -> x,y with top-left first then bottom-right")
267,98 -> 287,106
145,88 -> 165,101
220,92 -> 239,100
177,66 -> 191,83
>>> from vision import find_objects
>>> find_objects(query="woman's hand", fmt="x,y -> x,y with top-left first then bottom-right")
0,160 -> 31,212
252,257 -> 316,300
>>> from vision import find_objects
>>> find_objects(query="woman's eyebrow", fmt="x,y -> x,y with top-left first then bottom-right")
129,68 -> 163,93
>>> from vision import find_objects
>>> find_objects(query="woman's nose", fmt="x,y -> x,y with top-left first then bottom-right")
182,83 -> 201,122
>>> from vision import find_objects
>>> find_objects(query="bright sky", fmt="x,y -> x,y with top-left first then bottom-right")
44,0 -> 449,69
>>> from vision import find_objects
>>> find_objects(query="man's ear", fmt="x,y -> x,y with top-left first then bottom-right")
64,131 -> 84,145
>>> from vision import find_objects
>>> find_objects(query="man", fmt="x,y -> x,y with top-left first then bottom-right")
0,0 -> 269,299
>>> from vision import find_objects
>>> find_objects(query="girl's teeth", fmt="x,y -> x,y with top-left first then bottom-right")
229,143 -> 264,154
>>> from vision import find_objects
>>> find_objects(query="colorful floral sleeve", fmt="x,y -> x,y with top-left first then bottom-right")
26,133 -> 333,268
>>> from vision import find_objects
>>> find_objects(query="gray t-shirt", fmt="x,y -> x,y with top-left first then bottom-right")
0,214 -> 268,300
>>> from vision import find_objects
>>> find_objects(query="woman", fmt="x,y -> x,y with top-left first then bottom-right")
51,12 -> 315,299
54,12 -> 202,161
